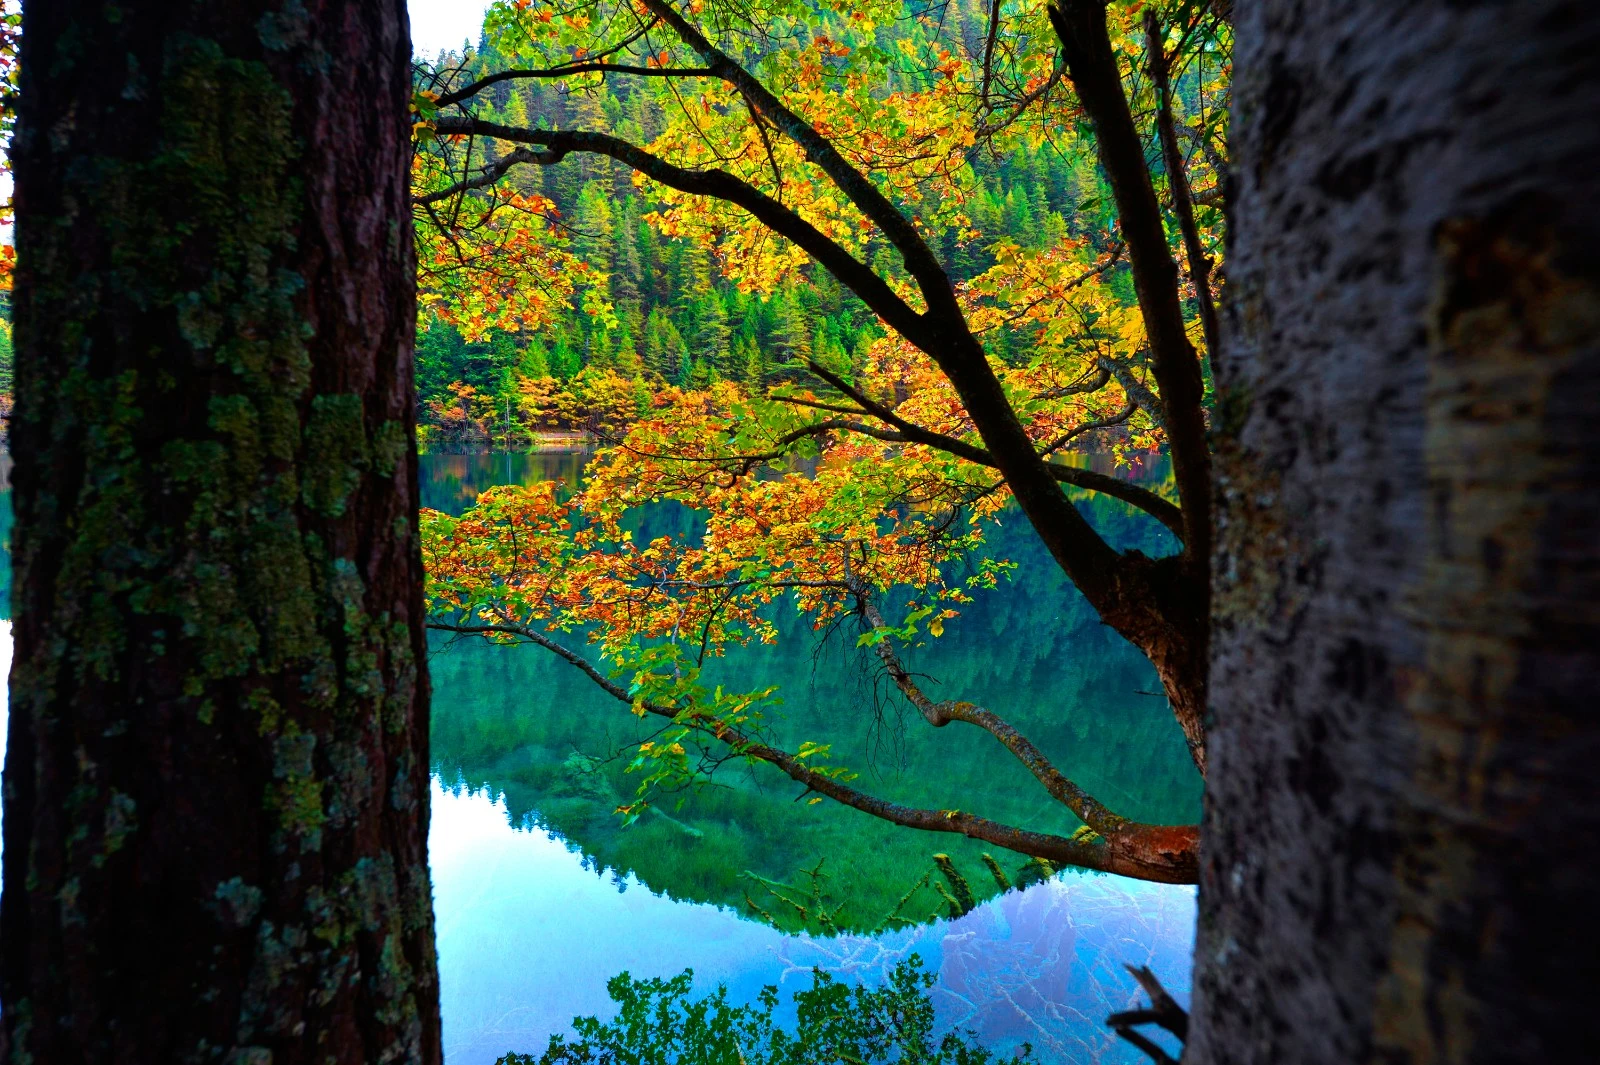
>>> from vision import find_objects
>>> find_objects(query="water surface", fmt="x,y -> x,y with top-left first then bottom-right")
421,451 -> 1198,1063
0,452 -> 1197,1064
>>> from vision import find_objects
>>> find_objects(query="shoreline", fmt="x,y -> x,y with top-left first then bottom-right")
421,432 -> 594,456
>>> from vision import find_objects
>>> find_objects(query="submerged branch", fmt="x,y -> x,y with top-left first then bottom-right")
1108,963 -> 1190,1064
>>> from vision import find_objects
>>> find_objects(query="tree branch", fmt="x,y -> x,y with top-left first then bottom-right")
1107,963 -> 1189,1064
637,0 -> 960,322
438,65 -> 714,108
427,619 -> 1198,883
634,5 -> 1159,620
1038,397 -> 1135,456
1049,1 -> 1211,569
431,116 -> 929,344
1113,1027 -> 1179,1065
979,0 -> 1005,111
430,5 -> 1192,670
432,15 -> 674,106
1146,11 -> 1221,368
974,64 -> 1065,141
856,595 -> 1130,836
1098,355 -> 1165,430
803,360 -> 1185,537
414,146 -> 565,206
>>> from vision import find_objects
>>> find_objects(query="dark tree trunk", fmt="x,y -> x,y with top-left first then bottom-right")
1,2 -> 439,1063
1194,2 -> 1600,1061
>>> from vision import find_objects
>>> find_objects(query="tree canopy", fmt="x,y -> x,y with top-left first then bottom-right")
416,0 -> 1229,885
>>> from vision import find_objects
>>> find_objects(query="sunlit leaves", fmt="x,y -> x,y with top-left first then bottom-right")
414,0 -> 1226,829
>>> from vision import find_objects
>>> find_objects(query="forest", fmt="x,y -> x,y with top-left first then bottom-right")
408,0 -> 1219,458
2,1 -> 1595,1065
410,0 -> 1224,888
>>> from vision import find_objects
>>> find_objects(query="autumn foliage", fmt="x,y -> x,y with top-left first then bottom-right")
414,0 -> 1228,883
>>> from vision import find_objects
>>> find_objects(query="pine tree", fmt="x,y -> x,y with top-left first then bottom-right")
771,287 -> 813,369
694,290 -> 732,375
643,307 -> 686,380
614,319 -> 643,378
740,336 -> 766,387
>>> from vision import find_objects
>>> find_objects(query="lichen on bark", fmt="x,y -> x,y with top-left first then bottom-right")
3,4 -> 438,1062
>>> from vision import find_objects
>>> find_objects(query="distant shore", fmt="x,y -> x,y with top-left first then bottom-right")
421,431 -> 593,456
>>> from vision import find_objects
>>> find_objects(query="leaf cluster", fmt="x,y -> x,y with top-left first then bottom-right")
498,956 -> 1028,1064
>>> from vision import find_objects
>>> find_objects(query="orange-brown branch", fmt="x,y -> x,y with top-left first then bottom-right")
428,618 -> 1199,884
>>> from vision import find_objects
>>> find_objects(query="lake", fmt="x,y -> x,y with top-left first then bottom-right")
0,451 -> 1198,1063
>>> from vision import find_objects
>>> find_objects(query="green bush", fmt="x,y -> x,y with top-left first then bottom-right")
500,956 -> 1028,1065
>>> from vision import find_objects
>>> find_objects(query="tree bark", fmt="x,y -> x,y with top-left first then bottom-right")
1,2 -> 439,1063
1194,2 -> 1600,1061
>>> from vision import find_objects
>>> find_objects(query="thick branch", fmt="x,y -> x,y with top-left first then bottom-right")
434,10 -> 1186,658
857,597 -> 1131,837
1098,355 -> 1165,430
638,0 -> 960,321
427,620 -> 1197,883
583,4 -> 1145,617
1049,1 -> 1211,569
431,117 -> 928,343
437,64 -> 714,108
1146,12 -> 1221,367
804,360 -> 1185,536
1041,365 -> 1111,398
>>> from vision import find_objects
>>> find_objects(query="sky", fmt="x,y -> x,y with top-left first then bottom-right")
409,0 -> 495,58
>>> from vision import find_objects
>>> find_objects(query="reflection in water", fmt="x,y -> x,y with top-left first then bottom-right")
0,454 -> 1197,1064
424,452 -> 1197,1063
420,451 -> 587,514
431,780 -> 1192,1065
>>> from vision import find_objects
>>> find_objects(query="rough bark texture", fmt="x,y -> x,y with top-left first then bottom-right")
1,2 -> 439,1063
1194,2 -> 1600,1062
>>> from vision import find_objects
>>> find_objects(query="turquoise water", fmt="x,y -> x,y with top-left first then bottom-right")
0,452 -> 1197,1063
419,452 -> 1197,1063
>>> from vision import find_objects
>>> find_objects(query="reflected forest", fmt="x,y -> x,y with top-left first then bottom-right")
3,2 -> 1596,1065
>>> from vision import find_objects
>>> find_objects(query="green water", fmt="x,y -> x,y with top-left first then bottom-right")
0,452 -> 1199,1062
421,451 -> 1200,934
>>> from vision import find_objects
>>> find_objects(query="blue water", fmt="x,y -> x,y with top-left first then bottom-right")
429,776 -> 1193,1064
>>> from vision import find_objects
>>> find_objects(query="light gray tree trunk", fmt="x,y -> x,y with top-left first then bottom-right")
1194,1 -> 1600,1061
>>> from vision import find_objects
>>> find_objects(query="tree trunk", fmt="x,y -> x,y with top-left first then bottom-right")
1193,2 -> 1599,1061
1,3 -> 439,1063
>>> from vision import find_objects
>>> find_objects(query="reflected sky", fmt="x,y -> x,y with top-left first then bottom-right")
431,776 -> 1194,1065
1,621 -> 1190,1062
